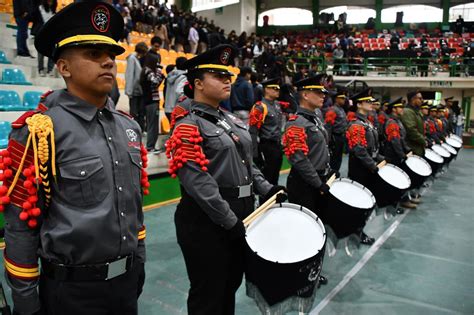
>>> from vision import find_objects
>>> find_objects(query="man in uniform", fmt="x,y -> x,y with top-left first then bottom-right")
438,106 -> 450,139
324,87 -> 348,171
166,44 -> 286,315
0,2 -> 147,314
346,89 -> 384,245
443,96 -> 455,133
248,78 -> 284,185
401,90 -> 426,156
421,101 -> 441,146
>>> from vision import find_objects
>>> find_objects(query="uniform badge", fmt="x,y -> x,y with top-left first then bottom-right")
220,47 -> 232,65
91,5 -> 110,33
126,129 -> 138,142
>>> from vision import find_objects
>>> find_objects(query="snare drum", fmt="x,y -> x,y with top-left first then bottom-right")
449,134 -> 463,143
367,164 -> 411,207
245,203 -> 326,306
424,148 -> 444,174
442,143 -> 457,156
446,137 -> 462,151
323,178 -> 376,238
401,156 -> 432,189
432,144 -> 452,164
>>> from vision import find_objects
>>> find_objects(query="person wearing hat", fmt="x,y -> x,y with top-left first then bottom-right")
166,44 -> 286,315
367,99 -> 380,131
422,101 -> 441,146
1,2 -> 147,314
324,87 -> 348,171
443,96 -> 455,133
284,74 -> 332,286
400,90 -> 426,156
248,78 -> 284,185
382,98 -> 415,210
437,106 -> 449,140
346,88 -> 383,245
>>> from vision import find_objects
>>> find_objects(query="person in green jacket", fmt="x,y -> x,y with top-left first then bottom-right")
401,90 -> 426,156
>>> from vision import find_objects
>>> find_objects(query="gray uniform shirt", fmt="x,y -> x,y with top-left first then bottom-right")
284,108 -> 330,189
4,90 -> 145,313
347,112 -> 381,171
172,102 -> 273,230
324,104 -> 347,135
249,98 -> 284,155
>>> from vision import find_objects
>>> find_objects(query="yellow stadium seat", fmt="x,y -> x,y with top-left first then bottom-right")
161,114 -> 170,134
177,52 -> 186,58
116,61 -> 126,74
185,53 -> 195,59
159,49 -> 169,57
116,77 -> 125,89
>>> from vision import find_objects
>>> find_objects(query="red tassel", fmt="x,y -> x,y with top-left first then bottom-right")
346,124 -> 368,149
386,122 -> 401,142
324,110 -> 337,125
283,126 -> 309,158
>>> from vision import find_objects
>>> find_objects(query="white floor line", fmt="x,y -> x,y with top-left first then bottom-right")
310,210 -> 410,315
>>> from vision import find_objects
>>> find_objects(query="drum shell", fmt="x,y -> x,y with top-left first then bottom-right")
446,138 -> 462,152
366,172 -> 407,207
432,145 -> 452,165
424,154 -> 443,174
244,244 -> 325,306
401,161 -> 427,189
324,193 -> 373,239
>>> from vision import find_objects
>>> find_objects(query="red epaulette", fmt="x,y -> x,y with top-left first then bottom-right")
385,121 -> 400,141
279,101 -> 290,109
11,111 -> 38,129
288,114 -> 298,121
346,124 -> 367,149
368,114 -> 375,125
249,106 -> 264,129
177,95 -> 188,103
170,105 -> 190,130
324,110 -> 337,125
165,123 -> 209,178
346,112 -> 357,122
39,90 -> 53,101
117,110 -> 134,119
139,144 -> 150,195
378,113 -> 386,126
283,126 -> 309,158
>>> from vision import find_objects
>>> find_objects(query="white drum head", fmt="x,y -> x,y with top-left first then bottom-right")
246,203 -> 325,263
425,149 -> 443,164
432,144 -> 450,158
450,135 -> 462,143
442,143 -> 457,155
406,156 -> 432,177
378,164 -> 411,189
330,178 -> 375,209
446,138 -> 462,149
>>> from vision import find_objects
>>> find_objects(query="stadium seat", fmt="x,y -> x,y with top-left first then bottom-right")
0,90 -> 23,111
0,50 -> 11,64
0,121 -> 12,149
1,68 -> 32,85
116,77 -> 125,89
23,91 -> 43,110
117,61 -> 126,74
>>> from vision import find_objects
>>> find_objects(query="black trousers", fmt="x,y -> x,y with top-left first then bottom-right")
175,189 -> 254,315
329,133 -> 345,171
39,262 -> 144,315
259,139 -> 283,185
287,169 -> 327,219
145,102 -> 159,150
129,96 -> 145,131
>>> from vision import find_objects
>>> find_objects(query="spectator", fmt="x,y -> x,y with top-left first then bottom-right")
154,21 -> 170,49
37,0 -> 56,77
140,53 -> 165,152
149,36 -> 163,63
188,22 -> 199,54
253,41 -> 264,58
197,22 -> 209,53
455,15 -> 464,35
164,57 -> 187,122
455,108 -> 465,137
230,66 -> 254,124
333,44 -> 344,75
125,41 -> 148,131
241,41 -> 254,67
13,0 -> 34,57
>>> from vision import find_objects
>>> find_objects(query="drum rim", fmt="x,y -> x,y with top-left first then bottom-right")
450,135 -> 462,142
330,178 -> 376,209
446,138 -> 462,148
245,202 -> 327,264
425,149 -> 444,163
405,155 -> 432,176
441,143 -> 457,155
432,144 -> 451,157
378,163 -> 412,189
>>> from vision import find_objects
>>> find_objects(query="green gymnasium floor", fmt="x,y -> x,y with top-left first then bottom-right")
1,149 -> 473,314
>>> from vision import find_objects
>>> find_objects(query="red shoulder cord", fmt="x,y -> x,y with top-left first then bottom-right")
346,111 -> 357,122
378,113 -> 386,126
283,126 -> 309,158
165,124 -> 209,178
385,122 -> 401,142
140,144 -> 150,195
324,110 -> 337,125
346,124 -> 368,149
249,104 -> 264,129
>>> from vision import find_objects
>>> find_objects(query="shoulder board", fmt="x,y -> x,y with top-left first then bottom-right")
36,103 -> 48,112
346,112 -> 357,121
117,110 -> 134,119
12,111 -> 39,129
178,95 -> 188,103
40,90 -> 54,101
288,114 -> 298,121
279,101 -> 290,109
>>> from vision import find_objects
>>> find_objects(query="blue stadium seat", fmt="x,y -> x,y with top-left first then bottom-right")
0,50 -> 11,64
23,91 -> 43,110
0,90 -> 24,111
0,121 -> 11,149
0,68 -> 32,85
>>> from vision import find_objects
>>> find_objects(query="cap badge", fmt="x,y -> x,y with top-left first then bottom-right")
91,5 -> 110,33
220,47 -> 232,65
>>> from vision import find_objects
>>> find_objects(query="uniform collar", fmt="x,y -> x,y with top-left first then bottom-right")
191,101 -> 221,118
356,112 -> 368,121
57,89 -> 115,121
297,107 -> 316,117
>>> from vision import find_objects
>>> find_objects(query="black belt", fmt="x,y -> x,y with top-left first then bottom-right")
219,183 -> 253,199
41,254 -> 134,281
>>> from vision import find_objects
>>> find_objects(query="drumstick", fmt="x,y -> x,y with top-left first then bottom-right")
407,151 -> 413,157
377,160 -> 387,168
243,190 -> 283,227
326,173 -> 337,186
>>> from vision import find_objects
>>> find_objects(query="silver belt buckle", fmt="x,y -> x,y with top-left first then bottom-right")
238,184 -> 252,198
106,256 -> 128,280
